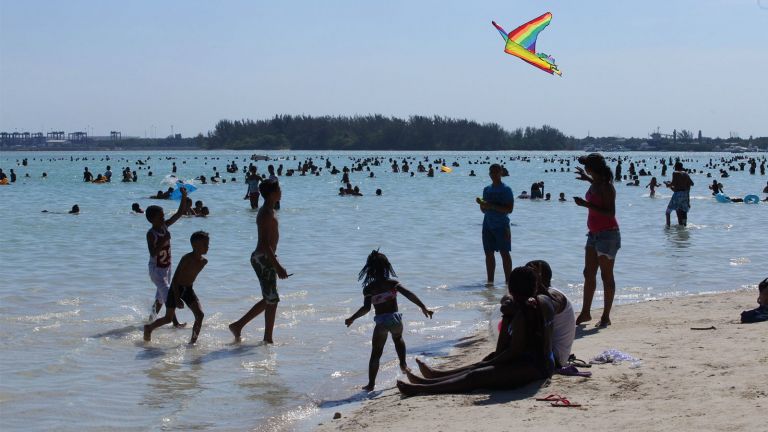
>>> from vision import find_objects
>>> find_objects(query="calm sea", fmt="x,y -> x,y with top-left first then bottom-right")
0,150 -> 765,431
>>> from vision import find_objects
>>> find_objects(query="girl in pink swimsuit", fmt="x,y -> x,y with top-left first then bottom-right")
573,153 -> 620,328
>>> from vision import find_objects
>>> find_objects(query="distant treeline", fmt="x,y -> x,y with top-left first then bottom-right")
195,115 -> 768,151
196,115 -> 576,151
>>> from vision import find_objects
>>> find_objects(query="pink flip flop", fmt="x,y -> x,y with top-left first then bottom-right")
551,399 -> 582,408
535,394 -> 565,402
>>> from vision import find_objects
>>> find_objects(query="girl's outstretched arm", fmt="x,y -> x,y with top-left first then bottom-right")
345,297 -> 372,326
397,285 -> 434,318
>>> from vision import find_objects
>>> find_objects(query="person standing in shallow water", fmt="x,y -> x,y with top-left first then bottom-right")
244,165 -> 261,209
345,250 -> 434,391
664,161 -> 694,227
573,153 -> 620,328
229,179 -> 289,343
477,164 -> 514,285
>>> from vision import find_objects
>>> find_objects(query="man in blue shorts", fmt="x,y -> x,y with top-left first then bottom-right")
477,164 -> 514,285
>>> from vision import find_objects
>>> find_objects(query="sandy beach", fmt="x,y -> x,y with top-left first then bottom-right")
316,289 -> 766,432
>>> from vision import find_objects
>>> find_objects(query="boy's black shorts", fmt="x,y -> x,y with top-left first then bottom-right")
166,285 -> 198,309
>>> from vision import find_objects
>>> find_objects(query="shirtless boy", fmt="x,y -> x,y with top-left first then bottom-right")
229,179 -> 289,343
144,231 -> 209,344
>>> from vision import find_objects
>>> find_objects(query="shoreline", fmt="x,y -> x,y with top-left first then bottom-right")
314,288 -> 765,432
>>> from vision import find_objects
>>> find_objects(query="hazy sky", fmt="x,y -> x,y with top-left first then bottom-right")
1,0 -> 767,139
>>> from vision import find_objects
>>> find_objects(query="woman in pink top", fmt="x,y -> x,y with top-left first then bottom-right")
573,153 -> 620,328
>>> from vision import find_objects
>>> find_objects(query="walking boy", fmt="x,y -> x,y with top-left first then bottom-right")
229,179 -> 289,343
145,187 -> 189,327
144,231 -> 209,344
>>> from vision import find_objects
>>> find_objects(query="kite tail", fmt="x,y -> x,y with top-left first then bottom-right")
491,21 -> 509,42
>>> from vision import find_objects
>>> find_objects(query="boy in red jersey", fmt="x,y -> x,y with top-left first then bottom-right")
145,187 -> 189,327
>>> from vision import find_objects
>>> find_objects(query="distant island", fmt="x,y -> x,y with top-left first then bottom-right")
2,115 -> 767,152
197,115 -> 767,152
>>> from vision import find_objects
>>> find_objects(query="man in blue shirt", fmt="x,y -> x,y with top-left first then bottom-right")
477,164 -> 514,285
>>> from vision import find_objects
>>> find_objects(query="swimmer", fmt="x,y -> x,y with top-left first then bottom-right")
709,180 -> 723,196
193,200 -> 204,215
41,204 -> 80,214
132,203 -> 144,214
646,177 -> 660,197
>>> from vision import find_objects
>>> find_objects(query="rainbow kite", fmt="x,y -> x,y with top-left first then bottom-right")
492,12 -> 561,76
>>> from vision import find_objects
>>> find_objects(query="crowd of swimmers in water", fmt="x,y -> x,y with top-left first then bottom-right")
2,152 -> 766,396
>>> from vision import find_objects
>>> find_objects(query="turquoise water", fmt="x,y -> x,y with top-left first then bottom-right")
0,150 -> 766,431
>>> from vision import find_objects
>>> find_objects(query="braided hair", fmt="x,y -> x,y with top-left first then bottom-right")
358,249 -> 397,291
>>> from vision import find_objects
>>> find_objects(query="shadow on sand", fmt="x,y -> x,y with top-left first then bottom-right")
318,389 -> 386,409
472,380 -> 546,406
574,324 -> 604,340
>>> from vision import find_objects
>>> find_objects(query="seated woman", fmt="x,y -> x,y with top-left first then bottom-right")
525,260 -> 575,368
397,266 -> 554,396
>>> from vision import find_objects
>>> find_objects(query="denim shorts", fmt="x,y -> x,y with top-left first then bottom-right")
482,225 -> 511,252
585,230 -> 621,259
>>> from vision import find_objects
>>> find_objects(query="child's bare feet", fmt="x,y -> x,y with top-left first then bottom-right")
405,369 -> 429,384
396,380 -> 416,397
143,325 -> 151,341
174,322 -> 187,328
362,383 -> 375,392
415,357 -> 436,378
189,332 -> 199,344
596,317 -> 611,328
575,312 -> 592,325
228,323 -> 241,341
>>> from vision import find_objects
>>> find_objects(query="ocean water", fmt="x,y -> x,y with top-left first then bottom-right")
0,150 -> 765,431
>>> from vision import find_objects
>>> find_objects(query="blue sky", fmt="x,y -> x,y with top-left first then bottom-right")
1,0 -> 766,139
